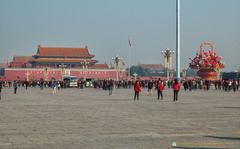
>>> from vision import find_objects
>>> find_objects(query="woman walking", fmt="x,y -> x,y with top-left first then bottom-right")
134,80 -> 141,100
155,80 -> 164,100
172,79 -> 180,102
51,81 -> 57,94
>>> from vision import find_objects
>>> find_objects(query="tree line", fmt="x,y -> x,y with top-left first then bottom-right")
126,66 -> 198,77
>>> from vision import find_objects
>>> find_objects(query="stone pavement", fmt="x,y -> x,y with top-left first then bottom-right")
0,86 -> 239,149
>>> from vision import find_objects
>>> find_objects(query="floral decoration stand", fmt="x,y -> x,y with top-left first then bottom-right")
189,42 -> 224,80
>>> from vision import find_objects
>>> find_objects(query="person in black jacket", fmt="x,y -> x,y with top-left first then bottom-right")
107,79 -> 114,95
183,80 -> 188,91
25,80 -> 29,90
0,81 -> 2,100
147,80 -> 153,95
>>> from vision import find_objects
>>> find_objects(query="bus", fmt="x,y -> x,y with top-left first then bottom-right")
222,72 -> 240,81
63,76 -> 78,87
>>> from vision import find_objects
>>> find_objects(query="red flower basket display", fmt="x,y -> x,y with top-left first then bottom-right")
189,42 -> 225,80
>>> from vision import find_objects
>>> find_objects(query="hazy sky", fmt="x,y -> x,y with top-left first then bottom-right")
0,0 -> 239,71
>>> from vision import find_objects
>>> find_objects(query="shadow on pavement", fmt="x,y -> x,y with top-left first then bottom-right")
221,107 -> 240,109
173,147 -> 230,149
204,135 -> 240,141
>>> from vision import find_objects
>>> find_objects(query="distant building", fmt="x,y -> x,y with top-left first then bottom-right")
137,63 -> 165,73
0,63 -> 8,68
8,45 -> 106,69
0,45 -> 127,81
29,45 -> 99,68
10,56 -> 34,68
91,63 -> 109,69
0,63 -> 7,77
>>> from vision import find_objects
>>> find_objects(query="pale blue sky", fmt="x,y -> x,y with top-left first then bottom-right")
0,0 -> 239,71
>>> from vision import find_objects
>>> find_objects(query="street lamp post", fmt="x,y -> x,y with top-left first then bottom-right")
169,69 -> 174,80
133,73 -> 138,81
161,48 -> 175,80
81,60 -> 89,81
59,63 -> 66,81
25,72 -> 30,81
119,69 -> 123,80
182,68 -> 186,79
216,69 -> 220,80
112,55 -> 122,81
44,66 -> 49,81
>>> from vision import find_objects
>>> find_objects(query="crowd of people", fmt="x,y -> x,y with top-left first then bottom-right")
0,78 -> 238,101
134,79 -> 239,102
181,79 -> 239,92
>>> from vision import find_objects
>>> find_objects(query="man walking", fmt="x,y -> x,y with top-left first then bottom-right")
25,80 -> 29,90
0,81 -> 2,99
13,80 -> 18,94
108,79 -> 113,95
147,80 -> 153,95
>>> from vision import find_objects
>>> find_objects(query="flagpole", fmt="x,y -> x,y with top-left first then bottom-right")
176,0 -> 181,79
128,45 -> 130,81
128,36 -> 131,81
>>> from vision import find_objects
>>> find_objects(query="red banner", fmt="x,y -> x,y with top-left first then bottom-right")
78,71 -> 109,75
25,71 -> 57,74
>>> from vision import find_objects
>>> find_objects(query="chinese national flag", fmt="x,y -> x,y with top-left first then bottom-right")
122,62 -> 126,66
128,37 -> 132,46
20,61 -> 24,65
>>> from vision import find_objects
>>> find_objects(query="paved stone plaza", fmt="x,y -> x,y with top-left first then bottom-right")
0,86 -> 239,149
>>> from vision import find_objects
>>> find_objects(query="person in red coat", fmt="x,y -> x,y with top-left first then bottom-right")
155,80 -> 164,100
0,81 -> 2,100
134,80 -> 141,100
172,79 -> 180,102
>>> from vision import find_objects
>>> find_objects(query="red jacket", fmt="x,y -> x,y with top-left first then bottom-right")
172,83 -> 180,91
134,83 -> 141,92
155,83 -> 164,91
